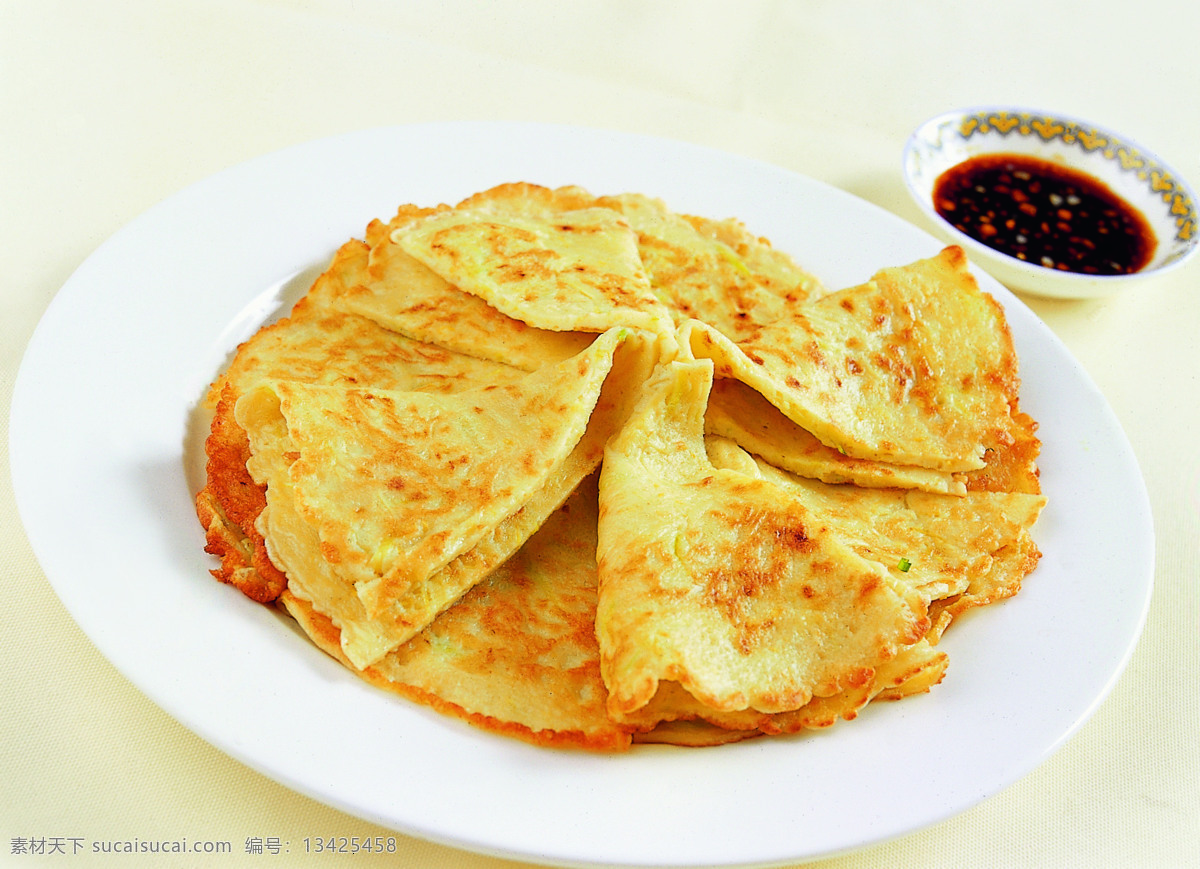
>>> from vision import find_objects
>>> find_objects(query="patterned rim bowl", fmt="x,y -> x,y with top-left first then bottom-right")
903,107 -> 1198,299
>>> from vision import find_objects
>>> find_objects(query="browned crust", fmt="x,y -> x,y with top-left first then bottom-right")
965,407 -> 1043,495
453,181 -> 600,214
195,382 -> 287,603
926,536 -> 1044,643
633,720 -> 764,747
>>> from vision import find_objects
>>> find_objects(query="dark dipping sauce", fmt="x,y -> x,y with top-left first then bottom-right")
933,153 -> 1156,275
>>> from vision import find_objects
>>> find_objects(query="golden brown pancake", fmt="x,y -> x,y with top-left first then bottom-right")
595,359 -> 929,724
278,476 -> 635,752
393,185 -> 673,335
339,203 -> 596,371
195,239 -> 526,604
234,328 -> 658,668
705,437 -> 1046,606
705,377 -> 967,495
682,247 -> 1021,472
706,436 -> 1045,623
194,183 -> 1046,751
592,192 -> 821,336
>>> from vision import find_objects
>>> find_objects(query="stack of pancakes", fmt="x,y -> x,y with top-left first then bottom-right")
195,183 -> 1044,751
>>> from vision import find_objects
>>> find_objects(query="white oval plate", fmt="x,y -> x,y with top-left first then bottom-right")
10,123 -> 1153,869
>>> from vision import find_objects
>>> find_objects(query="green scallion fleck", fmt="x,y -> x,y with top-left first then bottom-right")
897,557 -> 912,572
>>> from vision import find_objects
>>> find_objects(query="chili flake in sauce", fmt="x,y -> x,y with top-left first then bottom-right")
933,153 -> 1156,275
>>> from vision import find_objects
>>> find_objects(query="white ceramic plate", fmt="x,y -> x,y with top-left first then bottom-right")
11,123 -> 1153,869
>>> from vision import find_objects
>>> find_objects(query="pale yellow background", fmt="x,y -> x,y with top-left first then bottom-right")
4,2 -> 1198,867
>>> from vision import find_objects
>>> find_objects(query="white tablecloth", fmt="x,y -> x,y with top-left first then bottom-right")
4,2 -> 1197,866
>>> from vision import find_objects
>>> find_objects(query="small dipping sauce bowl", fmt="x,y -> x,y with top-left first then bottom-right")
904,107 -> 1197,298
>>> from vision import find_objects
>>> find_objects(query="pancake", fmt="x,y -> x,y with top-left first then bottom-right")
592,192 -> 820,336
705,377 -> 967,495
235,327 -> 656,668
595,359 -> 929,723
241,328 -> 622,595
682,246 -> 1021,472
339,204 -> 596,371
704,436 -> 1046,616
196,239 -> 527,604
194,183 -> 1046,752
393,184 -> 673,335
279,476 -> 635,751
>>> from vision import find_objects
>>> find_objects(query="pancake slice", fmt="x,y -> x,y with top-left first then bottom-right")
394,187 -> 672,335
593,192 -> 814,336
248,328 -> 622,592
705,377 -> 967,495
196,241 -> 528,604
682,247 -> 1020,472
234,328 -> 655,667
627,636 -> 948,740
595,358 -> 929,722
279,476 -> 635,752
705,436 -> 1046,610
339,207 -> 595,371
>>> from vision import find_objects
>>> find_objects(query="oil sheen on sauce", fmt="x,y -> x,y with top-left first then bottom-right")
933,153 -> 1156,275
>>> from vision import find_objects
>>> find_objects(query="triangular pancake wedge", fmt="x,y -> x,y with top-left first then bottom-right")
393,190 -> 673,335
682,246 -> 1020,472
591,192 -> 818,336
195,240 -> 531,606
704,435 -> 1046,611
705,377 -> 967,495
595,358 -> 929,722
627,636 -> 949,740
337,206 -> 595,371
278,476 -> 635,752
236,327 -> 655,668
